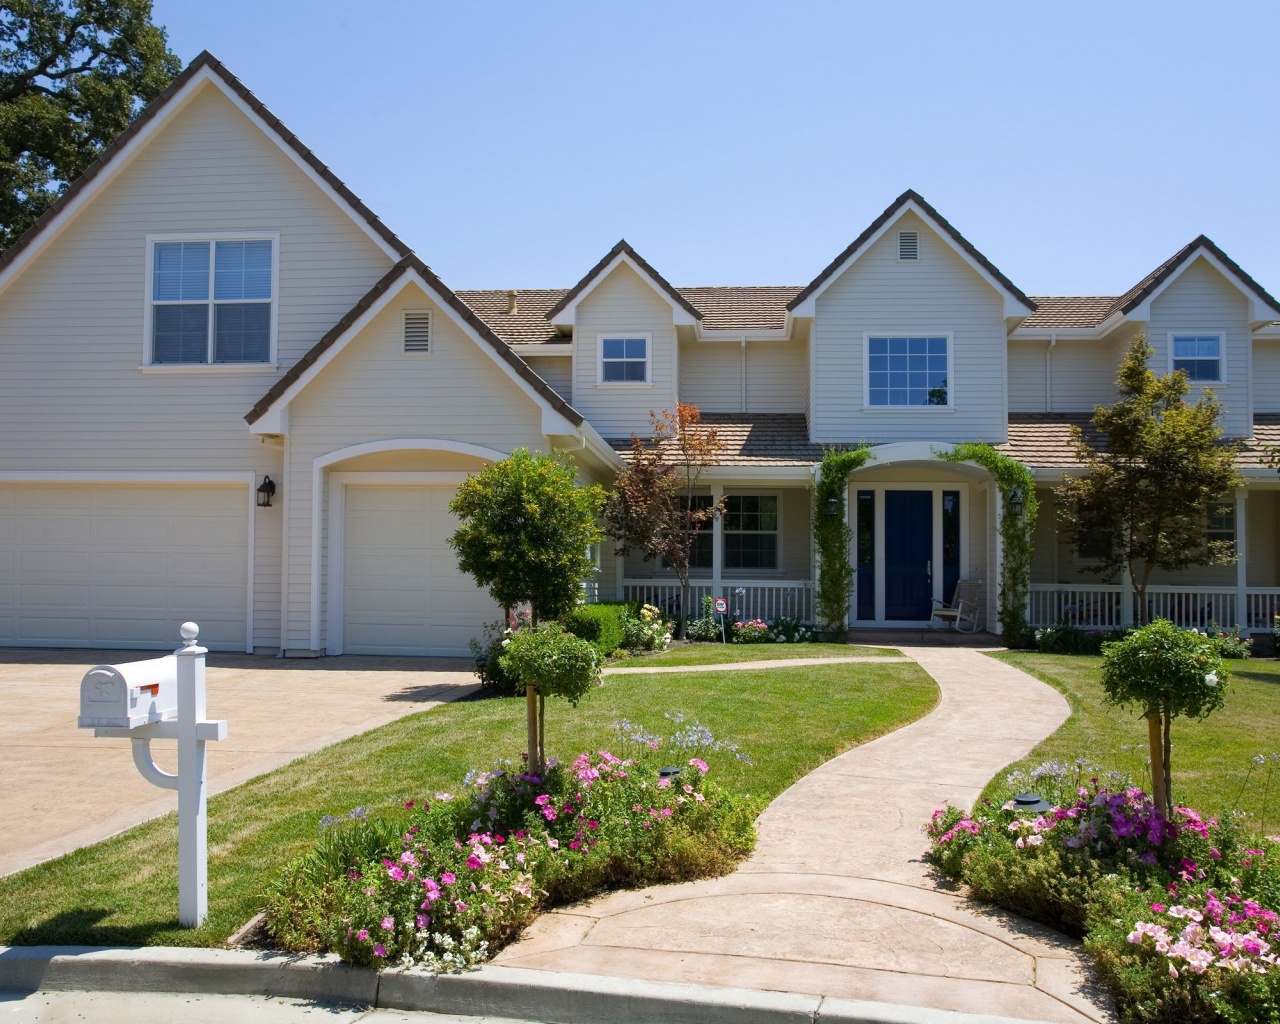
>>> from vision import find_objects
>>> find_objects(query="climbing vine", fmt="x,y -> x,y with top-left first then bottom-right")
938,443 -> 1037,646
812,445 -> 873,632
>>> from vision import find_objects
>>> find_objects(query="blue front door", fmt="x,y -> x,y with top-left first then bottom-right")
885,491 -> 932,620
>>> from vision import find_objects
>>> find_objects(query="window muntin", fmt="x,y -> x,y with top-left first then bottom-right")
867,336 -> 949,407
600,336 -> 648,382
1206,501 -> 1235,551
661,495 -> 713,570
724,495 -> 778,570
1172,334 -> 1222,382
150,238 -> 273,364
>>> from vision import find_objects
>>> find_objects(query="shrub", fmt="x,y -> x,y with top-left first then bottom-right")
499,624 -> 601,707
468,621 -> 521,696
731,618 -> 770,644
1035,624 -> 1121,655
621,603 -> 672,651
923,783 -> 1280,1023
563,602 -> 629,659
265,752 -> 756,970
767,616 -> 816,644
1203,624 -> 1253,660
684,595 -> 723,643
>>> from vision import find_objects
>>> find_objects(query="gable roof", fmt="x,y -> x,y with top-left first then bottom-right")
246,254 -> 582,427
787,190 -> 1036,314
544,239 -> 703,324
1106,234 -> 1280,320
0,50 -> 411,288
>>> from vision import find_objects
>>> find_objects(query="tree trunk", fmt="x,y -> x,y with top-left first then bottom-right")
677,578 -> 689,640
1147,711 -> 1167,817
538,692 -> 546,772
526,685 -> 541,775
1162,703 -> 1174,817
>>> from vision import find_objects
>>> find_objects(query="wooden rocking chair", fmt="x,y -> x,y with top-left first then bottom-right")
930,579 -> 982,632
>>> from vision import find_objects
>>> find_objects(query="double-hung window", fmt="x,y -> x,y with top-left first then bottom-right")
724,495 -> 778,570
867,335 -> 950,407
599,335 -> 649,383
1206,501 -> 1235,553
149,237 -> 275,365
1171,333 -> 1223,382
663,495 -> 714,571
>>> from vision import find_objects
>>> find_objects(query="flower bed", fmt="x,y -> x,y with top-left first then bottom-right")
266,750 -> 755,969
925,779 -> 1280,1023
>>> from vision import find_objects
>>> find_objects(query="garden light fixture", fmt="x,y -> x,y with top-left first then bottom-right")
1009,792 -> 1052,813
659,765 -> 682,780
256,475 -> 276,508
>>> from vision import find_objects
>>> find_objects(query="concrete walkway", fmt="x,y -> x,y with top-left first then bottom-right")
496,648 -> 1115,1024
0,650 -> 477,877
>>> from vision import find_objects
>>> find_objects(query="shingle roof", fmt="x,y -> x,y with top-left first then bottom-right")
786,189 -> 1036,313
676,286 -> 803,331
608,413 -> 822,467
1108,235 -> 1280,319
0,51 -> 412,279
455,289 -> 566,345
1021,297 -> 1118,330
247,256 -> 583,427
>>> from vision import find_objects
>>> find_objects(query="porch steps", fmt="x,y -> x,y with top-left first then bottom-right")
847,628 -> 1006,648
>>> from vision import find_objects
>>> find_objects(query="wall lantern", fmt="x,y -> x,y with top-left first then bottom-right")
826,496 -> 840,516
256,475 -> 277,508
1007,486 -> 1025,519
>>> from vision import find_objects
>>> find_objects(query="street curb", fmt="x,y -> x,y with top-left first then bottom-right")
0,946 -> 1065,1024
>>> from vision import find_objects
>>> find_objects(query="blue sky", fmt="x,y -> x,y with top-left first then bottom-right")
154,1 -> 1279,296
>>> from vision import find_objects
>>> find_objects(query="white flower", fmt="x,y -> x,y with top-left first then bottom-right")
1205,672 -> 1219,687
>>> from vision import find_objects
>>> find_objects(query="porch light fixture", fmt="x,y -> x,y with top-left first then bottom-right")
1007,486 -> 1025,519
826,496 -> 840,516
256,475 -> 276,508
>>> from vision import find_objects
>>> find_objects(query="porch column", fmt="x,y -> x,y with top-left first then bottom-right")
1236,487 -> 1248,632
711,484 -> 724,601
991,484 -> 1003,635
615,553 -> 625,602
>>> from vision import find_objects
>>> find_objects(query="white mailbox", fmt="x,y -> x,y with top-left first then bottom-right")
76,622 -> 227,928
78,656 -> 178,729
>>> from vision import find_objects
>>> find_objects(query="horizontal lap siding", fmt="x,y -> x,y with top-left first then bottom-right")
1049,341 -> 1118,411
1008,342 -> 1047,412
679,341 -> 741,411
530,357 -> 572,405
747,339 -> 807,413
1148,260 -> 1251,438
1253,341 -> 1280,413
0,84 -> 394,649
285,285 -> 549,650
811,210 -> 1007,444
572,264 -> 678,437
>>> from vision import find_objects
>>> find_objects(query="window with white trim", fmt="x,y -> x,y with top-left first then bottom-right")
149,238 -> 273,364
662,495 -> 713,570
1172,333 -> 1223,382
1206,501 -> 1235,552
867,336 -> 949,407
724,495 -> 778,570
600,336 -> 649,382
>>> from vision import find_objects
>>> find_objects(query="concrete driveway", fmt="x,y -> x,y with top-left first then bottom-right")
0,649 -> 478,877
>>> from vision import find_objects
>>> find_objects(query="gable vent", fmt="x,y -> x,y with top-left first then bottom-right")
404,310 -> 431,352
898,230 -> 919,262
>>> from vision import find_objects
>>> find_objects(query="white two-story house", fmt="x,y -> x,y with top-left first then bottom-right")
2,52 -> 1278,656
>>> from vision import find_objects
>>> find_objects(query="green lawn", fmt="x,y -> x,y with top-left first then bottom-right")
987,652 -> 1280,827
614,642 -> 899,667
0,660 -> 937,949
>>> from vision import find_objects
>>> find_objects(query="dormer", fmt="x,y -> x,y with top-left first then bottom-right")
548,240 -> 700,439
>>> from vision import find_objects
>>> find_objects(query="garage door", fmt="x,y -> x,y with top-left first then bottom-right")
342,485 -> 499,656
0,484 -> 248,652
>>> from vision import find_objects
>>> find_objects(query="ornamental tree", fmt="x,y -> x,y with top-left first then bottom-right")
1055,336 -> 1241,624
498,623 -> 601,773
1,1 -> 181,248
1100,619 -> 1228,817
603,404 -> 724,638
448,448 -> 604,769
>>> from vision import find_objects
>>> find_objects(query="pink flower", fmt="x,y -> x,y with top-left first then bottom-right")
441,871 -> 456,885
466,855 -> 483,870
657,778 -> 671,789
1151,903 -> 1166,913
569,841 -> 582,850
374,943 -> 387,957
416,914 -> 429,929
404,800 -> 415,809
534,794 -> 552,806
542,806 -> 558,821
386,865 -> 405,881
454,900 -> 468,912
547,838 -> 559,849
587,820 -> 599,829
381,916 -> 395,930
661,807 -> 673,817
356,929 -> 369,941
689,758 -> 709,774
400,851 -> 416,866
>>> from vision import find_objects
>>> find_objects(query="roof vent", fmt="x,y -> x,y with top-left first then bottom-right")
898,230 -> 919,262
507,289 -> 519,314
404,310 -> 430,353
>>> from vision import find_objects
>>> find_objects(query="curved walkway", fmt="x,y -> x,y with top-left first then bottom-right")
496,647 -> 1116,1024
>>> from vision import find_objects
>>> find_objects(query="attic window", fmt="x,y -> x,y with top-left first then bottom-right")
897,230 -> 919,262
404,310 -> 431,353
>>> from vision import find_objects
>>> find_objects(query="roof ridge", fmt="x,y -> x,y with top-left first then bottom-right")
544,240 -> 703,321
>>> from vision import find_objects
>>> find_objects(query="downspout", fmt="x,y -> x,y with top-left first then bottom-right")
740,335 -> 747,413
1045,333 -> 1057,413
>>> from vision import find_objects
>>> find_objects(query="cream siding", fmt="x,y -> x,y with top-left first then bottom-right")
1253,341 -> 1280,414
1049,341 -> 1119,411
529,356 -> 572,405
571,263 -> 678,437
283,284 -> 550,650
809,211 -> 1008,444
1008,342 -> 1047,412
0,82 -> 395,650
746,339 -> 808,413
678,341 -> 741,411
1146,258 -> 1252,437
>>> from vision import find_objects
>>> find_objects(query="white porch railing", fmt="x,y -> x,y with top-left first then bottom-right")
1030,584 -> 1280,632
621,580 -> 814,623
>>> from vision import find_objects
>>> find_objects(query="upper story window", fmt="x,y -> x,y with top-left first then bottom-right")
147,236 -> 275,365
1171,333 -> 1223,382
867,335 -> 950,407
599,335 -> 650,383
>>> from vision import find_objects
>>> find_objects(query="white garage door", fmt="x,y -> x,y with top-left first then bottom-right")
342,485 -> 499,656
0,484 -> 249,652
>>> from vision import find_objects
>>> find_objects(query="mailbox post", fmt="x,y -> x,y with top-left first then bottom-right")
78,622 -> 227,927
